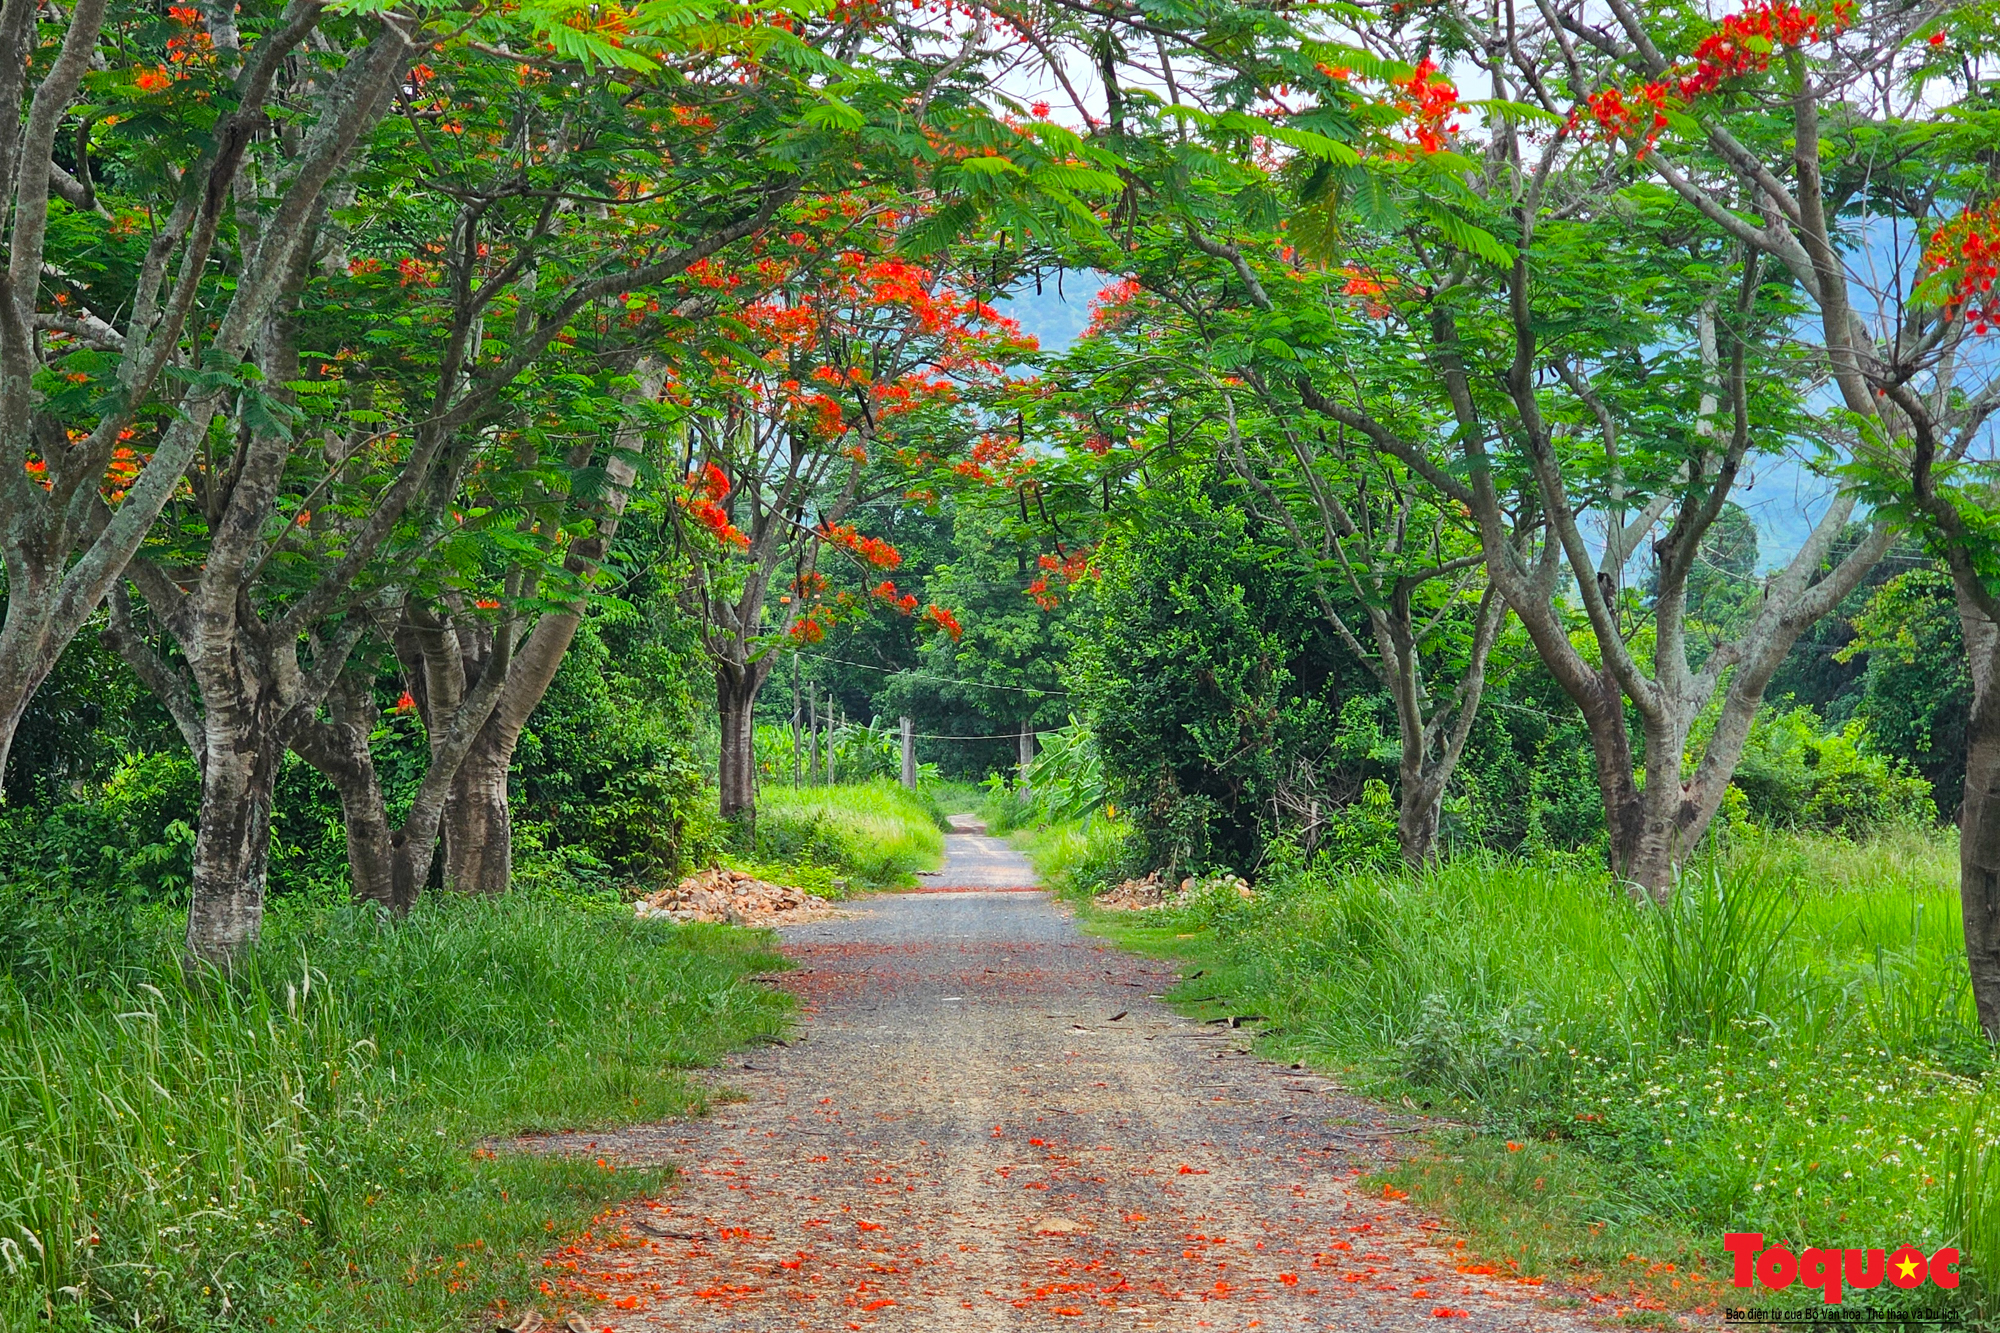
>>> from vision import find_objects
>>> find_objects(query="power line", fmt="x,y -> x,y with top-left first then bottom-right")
792,648 -> 1069,696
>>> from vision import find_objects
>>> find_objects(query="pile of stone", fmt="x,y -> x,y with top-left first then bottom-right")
633,867 -> 834,925
1093,871 -> 1254,912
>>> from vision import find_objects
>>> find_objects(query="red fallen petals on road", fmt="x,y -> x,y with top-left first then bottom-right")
860,1298 -> 894,1311
1278,1273 -> 1300,1285
1177,1164 -> 1209,1175
1380,1184 -> 1410,1199
1459,1264 -> 1496,1274
855,1220 -> 884,1232
1433,1307 -> 1471,1318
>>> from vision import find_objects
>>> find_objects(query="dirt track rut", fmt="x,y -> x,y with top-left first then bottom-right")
527,828 -> 1602,1331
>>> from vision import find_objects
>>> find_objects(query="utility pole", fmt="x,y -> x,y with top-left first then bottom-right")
808,683 -> 819,785
900,716 -> 915,790
791,650 -> 801,789
1018,720 -> 1036,800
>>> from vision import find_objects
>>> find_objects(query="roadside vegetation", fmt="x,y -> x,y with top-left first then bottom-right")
1017,818 -> 1988,1318
0,887 -> 788,1331
745,779 -> 949,890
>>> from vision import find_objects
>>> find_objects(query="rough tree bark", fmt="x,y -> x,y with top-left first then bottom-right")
716,655 -> 772,823
1956,600 -> 2000,1036
97,24 -> 418,964
1886,390 -> 2000,1033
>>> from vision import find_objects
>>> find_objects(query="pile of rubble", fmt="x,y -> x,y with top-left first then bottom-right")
633,867 -> 835,925
1093,871 -> 1254,912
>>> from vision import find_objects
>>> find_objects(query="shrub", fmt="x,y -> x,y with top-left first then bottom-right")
1731,706 -> 1935,835
514,623 -> 719,886
0,750 -> 200,903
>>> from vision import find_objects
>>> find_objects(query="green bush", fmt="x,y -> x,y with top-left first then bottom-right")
1072,480 -> 1347,878
514,623 -> 719,887
1731,706 -> 1935,835
0,750 -> 200,903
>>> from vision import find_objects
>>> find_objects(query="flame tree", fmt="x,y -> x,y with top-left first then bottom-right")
669,200 -> 1032,821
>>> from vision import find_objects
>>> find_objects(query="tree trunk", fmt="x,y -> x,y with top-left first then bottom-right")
1956,601 -> 2000,1037
443,730 -> 512,895
0,572 -> 60,788
1396,775 -> 1442,865
289,684 -> 428,912
185,691 -> 284,967
718,663 -> 759,821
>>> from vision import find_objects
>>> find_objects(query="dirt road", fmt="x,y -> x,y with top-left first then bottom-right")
532,828 -> 1596,1331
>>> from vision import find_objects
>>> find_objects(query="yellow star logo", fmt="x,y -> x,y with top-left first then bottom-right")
1896,1255 -> 1921,1281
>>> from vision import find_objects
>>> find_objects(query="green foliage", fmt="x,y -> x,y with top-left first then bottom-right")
0,886 -> 788,1332
1844,567 -> 1972,817
515,623 -> 719,889
750,779 -> 946,887
1074,480 -> 1339,876
982,718 -> 1107,829
1628,865 -> 1802,1045
0,750 -> 200,903
1731,706 -> 1936,836
1007,811 -> 1137,896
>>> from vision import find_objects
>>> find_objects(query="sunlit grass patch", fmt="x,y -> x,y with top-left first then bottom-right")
753,778 -> 946,887
0,889 -> 789,1332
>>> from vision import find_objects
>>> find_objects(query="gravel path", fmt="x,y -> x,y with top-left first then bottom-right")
527,831 -> 1604,1331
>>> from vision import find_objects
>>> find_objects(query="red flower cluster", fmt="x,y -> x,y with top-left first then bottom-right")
871,580 -> 919,613
1681,0 -> 1852,97
1338,266 -> 1394,318
1585,81 -> 1671,158
683,462 -> 749,549
1925,199 -> 2000,335
788,616 -> 827,644
920,604 -> 963,641
1085,277 -> 1144,337
1394,59 -> 1460,155
1578,1 -> 1851,155
820,522 -> 901,569
1026,547 -> 1094,609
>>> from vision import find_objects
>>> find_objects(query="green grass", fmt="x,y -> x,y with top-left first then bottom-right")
1009,810 -> 1132,893
1021,821 -> 1994,1319
921,779 -> 985,816
751,778 -> 946,888
0,886 -> 790,1332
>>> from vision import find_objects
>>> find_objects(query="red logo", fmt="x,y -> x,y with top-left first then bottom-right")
1726,1233 -> 1958,1305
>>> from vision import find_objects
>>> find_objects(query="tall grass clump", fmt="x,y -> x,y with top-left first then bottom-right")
1056,827 -> 1990,1306
0,887 -> 788,1332
1010,811 -> 1133,895
1942,1091 -> 2000,1322
752,779 -> 945,887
